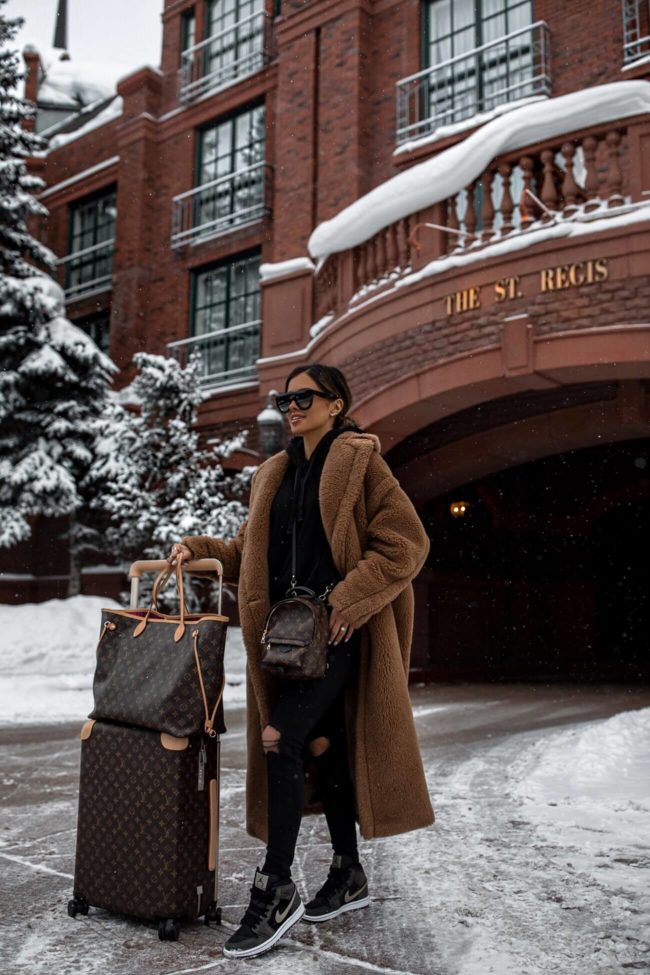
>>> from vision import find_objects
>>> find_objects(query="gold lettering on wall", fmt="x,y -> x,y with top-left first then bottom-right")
540,259 -> 609,292
443,258 -> 609,314
445,287 -> 481,315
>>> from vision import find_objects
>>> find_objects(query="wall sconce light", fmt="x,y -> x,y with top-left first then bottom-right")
450,501 -> 470,518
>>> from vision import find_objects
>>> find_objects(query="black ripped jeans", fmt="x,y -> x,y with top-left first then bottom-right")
261,617 -> 361,883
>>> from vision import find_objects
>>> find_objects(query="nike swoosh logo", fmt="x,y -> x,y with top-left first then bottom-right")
344,885 -> 367,904
275,889 -> 296,924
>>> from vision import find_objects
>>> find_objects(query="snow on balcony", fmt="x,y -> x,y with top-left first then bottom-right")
396,21 -> 551,147
309,81 -> 650,262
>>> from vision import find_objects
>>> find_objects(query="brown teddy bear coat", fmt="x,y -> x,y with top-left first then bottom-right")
183,429 -> 435,842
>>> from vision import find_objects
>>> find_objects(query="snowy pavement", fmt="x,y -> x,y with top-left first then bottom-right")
1,600 -> 649,974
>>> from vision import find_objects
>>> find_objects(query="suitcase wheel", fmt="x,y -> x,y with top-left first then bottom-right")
158,919 -> 180,942
204,904 -> 222,926
67,897 -> 89,918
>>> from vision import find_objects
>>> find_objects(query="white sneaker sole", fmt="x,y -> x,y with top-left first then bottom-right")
302,895 -> 370,923
222,902 -> 305,958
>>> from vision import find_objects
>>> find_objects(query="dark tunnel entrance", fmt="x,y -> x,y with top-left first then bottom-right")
418,440 -> 649,681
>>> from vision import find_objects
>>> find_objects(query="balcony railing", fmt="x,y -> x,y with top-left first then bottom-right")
622,0 -> 650,64
314,117 -> 642,323
167,319 -> 261,388
179,10 -> 273,102
171,161 -> 272,249
396,21 -> 551,146
58,238 -> 114,302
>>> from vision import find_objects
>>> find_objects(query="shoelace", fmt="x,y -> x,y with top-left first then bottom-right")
240,885 -> 275,931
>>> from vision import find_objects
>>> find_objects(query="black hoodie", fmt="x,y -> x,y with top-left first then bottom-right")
267,423 -> 362,604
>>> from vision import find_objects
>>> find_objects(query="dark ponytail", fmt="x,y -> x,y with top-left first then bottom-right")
284,362 -> 362,431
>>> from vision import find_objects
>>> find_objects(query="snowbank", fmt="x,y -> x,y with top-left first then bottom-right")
509,706 -> 650,926
511,706 -> 650,838
308,81 -> 650,260
0,596 -> 247,726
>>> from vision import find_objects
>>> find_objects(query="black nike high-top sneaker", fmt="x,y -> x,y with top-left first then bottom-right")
303,854 -> 370,923
223,867 -> 304,958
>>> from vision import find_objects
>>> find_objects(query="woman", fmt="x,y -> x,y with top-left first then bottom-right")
168,362 -> 434,959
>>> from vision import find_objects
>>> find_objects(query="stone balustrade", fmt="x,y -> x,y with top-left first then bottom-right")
312,115 -> 648,324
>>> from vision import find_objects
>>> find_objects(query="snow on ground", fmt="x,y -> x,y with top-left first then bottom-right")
307,80 -> 650,259
0,595 -> 246,726
510,707 -> 650,920
1,596 -> 649,972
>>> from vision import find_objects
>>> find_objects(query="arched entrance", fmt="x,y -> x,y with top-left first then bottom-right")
378,373 -> 650,682
406,438 -> 649,681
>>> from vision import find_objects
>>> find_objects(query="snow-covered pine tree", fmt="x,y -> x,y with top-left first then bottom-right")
88,352 -> 254,609
0,5 -> 117,590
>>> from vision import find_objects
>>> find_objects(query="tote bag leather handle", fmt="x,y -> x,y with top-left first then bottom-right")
133,561 -> 187,642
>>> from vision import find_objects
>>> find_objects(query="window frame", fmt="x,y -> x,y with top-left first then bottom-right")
189,250 -> 262,385
421,0 -> 535,125
65,186 -> 117,297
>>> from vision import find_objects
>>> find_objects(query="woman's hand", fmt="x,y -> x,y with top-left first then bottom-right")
327,604 -> 356,646
167,543 -> 193,566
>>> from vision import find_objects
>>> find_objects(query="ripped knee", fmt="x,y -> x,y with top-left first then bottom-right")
262,724 -> 281,755
308,736 -> 331,758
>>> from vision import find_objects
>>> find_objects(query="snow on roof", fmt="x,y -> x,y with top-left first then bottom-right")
308,81 -> 650,261
32,45 -> 139,109
46,95 -> 123,150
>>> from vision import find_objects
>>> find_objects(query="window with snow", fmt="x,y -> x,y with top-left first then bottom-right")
181,252 -> 261,387
64,189 -> 116,302
397,1 -> 550,144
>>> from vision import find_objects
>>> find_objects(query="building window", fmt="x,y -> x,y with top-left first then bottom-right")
179,0 -> 270,101
62,188 -> 116,302
181,8 -> 196,61
622,0 -> 650,64
168,253 -> 261,387
396,1 -> 549,144
75,309 -> 111,355
171,104 -> 269,247
425,0 -> 535,124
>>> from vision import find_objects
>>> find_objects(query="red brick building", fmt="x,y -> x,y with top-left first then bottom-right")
7,0 -> 650,680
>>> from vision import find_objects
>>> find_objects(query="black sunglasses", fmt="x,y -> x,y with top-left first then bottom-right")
274,388 -> 337,413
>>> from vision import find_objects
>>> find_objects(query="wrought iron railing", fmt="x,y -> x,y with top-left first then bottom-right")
167,319 -> 261,388
396,21 -> 551,146
171,161 -> 272,248
621,0 -> 650,64
179,10 -> 273,102
58,238 -> 115,302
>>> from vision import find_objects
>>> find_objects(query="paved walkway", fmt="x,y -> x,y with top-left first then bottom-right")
1,683 -> 649,975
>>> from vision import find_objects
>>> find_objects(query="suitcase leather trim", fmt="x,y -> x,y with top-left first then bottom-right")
160,732 -> 189,751
80,719 -> 96,740
209,779 -> 217,871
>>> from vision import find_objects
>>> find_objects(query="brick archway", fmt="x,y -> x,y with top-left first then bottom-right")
353,324 -> 649,499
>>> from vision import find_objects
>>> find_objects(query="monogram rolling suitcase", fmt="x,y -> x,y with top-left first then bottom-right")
68,559 -> 227,942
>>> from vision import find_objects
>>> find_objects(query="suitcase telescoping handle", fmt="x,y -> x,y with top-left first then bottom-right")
128,559 -> 224,615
